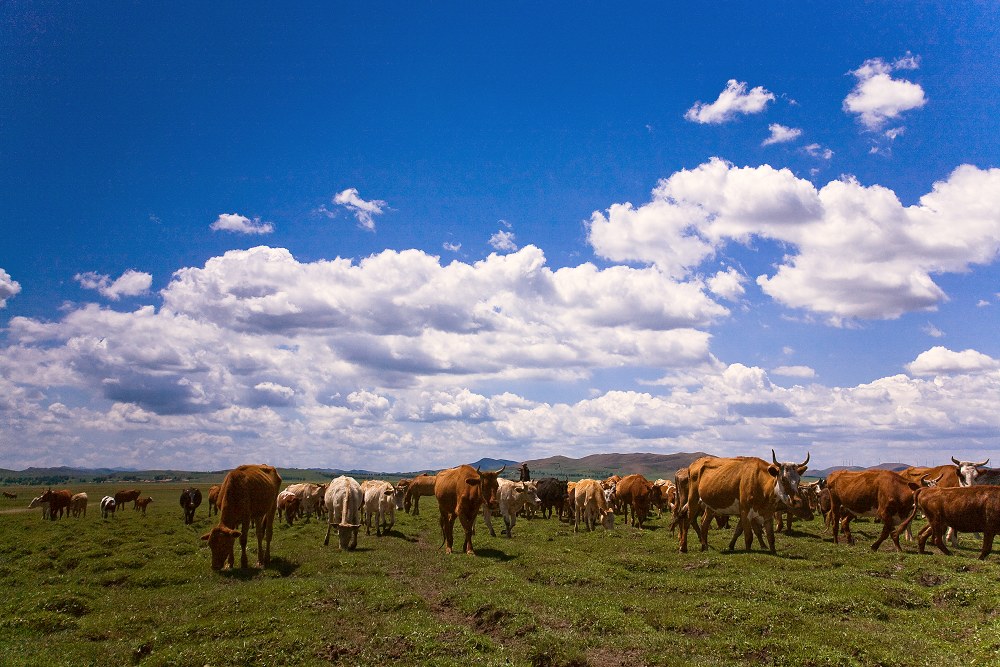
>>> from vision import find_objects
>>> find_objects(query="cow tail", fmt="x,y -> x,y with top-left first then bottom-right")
340,490 -> 350,526
892,487 -> 923,540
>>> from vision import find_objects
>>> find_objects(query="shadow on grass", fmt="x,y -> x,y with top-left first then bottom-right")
267,556 -> 299,577
378,529 -> 418,542
474,548 -> 518,562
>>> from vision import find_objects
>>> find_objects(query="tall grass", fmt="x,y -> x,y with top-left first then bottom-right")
1,482 -> 997,666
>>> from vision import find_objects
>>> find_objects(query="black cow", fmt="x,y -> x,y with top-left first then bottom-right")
180,487 -> 203,524
535,478 -> 568,519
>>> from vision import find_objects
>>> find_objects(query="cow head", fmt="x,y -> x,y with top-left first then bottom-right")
202,525 -> 242,570
523,481 -> 542,509
475,466 -> 504,510
952,457 -> 990,486
336,523 -> 360,550
392,484 -> 406,511
769,450 -> 810,509
601,509 -> 616,530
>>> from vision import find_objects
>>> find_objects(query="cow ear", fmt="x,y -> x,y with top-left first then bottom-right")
466,478 -> 479,486
767,465 -> 780,478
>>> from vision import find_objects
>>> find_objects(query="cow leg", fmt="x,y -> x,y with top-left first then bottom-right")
871,510 -> 897,552
933,526 -> 952,556
413,496 -> 420,516
482,505 -> 497,537
239,527 -> 250,569
504,514 -> 513,538
916,524 -> 932,553
459,513 -> 475,555
978,531 -> 995,560
441,513 -> 456,554
699,510 -> 715,551
324,520 -> 334,546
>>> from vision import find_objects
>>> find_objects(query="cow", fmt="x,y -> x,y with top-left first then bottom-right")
894,485 -> 1000,559
404,473 -> 437,515
775,480 -> 824,534
70,492 -> 88,518
284,483 -> 325,521
680,451 -> 811,553
953,457 -> 1000,487
39,488 -> 72,520
208,484 -> 221,516
565,481 -> 578,522
361,480 -> 396,537
201,464 -> 281,570
535,478 -> 568,520
114,489 -> 141,510
434,464 -> 504,555
652,479 -> 676,519
616,474 -> 661,529
899,464 -> 961,489
180,488 -> 203,525
2,491 -> 16,500
276,490 -> 301,525
101,496 -> 117,518
483,479 -> 541,538
323,476 -> 364,550
573,479 -> 616,532
827,468 -> 922,552
28,494 -> 50,519
134,497 -> 154,516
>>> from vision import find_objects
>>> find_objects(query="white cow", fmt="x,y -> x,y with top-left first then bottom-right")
361,480 -> 396,536
574,479 -> 615,532
483,479 -> 541,538
323,476 -> 364,550
284,483 -> 324,521
100,495 -> 117,519
28,494 -> 50,519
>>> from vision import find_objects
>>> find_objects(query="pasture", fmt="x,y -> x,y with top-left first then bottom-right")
1,481 -> 999,666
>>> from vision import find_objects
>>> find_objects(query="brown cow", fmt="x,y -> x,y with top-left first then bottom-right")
616,474 -> 661,529
894,485 -> 1000,559
434,464 -> 503,555
680,451 -> 810,553
404,473 -> 437,515
39,488 -> 73,520
201,464 -> 281,570
827,469 -> 921,552
208,484 -> 221,516
114,489 -> 141,510
134,497 -> 154,516
2,491 -> 17,500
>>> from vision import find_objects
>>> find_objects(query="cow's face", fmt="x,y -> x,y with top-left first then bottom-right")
953,457 -> 990,487
337,524 -> 360,550
524,482 -> 542,509
202,525 -> 241,570
475,466 -> 504,510
769,450 -> 810,508
601,510 -> 615,530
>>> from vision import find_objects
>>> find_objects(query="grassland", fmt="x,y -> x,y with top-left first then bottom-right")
1,481 -> 998,666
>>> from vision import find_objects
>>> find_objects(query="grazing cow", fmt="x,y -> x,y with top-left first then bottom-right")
2,491 -> 16,500
134,497 -> 153,516
70,492 -> 88,518
680,451 -> 811,553
361,480 -> 396,537
894,485 -> 1000,559
404,473 -> 437,515
276,490 -> 300,525
574,479 -> 616,532
323,476 -> 364,550
208,484 -> 221,516
535,478 -> 569,520
201,464 -> 281,570
284,483 -> 325,521
652,479 -> 676,519
28,494 -> 50,519
434,464 -> 504,555
39,489 -> 73,520
616,474 -> 661,529
827,469 -> 922,552
180,488 -> 203,525
114,489 -> 141,511
483,479 -> 541,538
953,457 -> 1000,487
101,496 -> 117,518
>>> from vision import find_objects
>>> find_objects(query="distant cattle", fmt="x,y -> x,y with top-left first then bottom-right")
574,479 -> 615,532
201,464 -> 281,570
276,490 -> 301,525
483,478 -> 540,538
616,474 -> 661,529
403,474 -> 437,515
101,496 -> 117,519
435,465 -> 503,555
534,478 -> 568,520
2,491 -> 16,500
827,469 -> 921,552
284,483 -> 325,521
895,485 -> 1000,559
323,476 -> 364,550
134,497 -> 154,516
361,480 -> 396,537
652,479 -> 676,519
114,489 -> 141,510
208,484 -> 221,516
39,489 -> 73,520
70,492 -> 88,518
28,494 -> 50,519
180,488 -> 203,525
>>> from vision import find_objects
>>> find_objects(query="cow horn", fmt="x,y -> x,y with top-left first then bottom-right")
771,449 -> 779,465
952,456 -> 961,466
800,452 -> 810,468
493,465 -> 506,475
976,458 -> 990,467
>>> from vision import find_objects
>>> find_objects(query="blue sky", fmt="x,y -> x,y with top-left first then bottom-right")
2,3 -> 1000,471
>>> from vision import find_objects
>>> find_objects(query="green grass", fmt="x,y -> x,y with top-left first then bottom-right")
1,483 -> 998,666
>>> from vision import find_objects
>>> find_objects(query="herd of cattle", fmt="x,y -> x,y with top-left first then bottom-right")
11,453 -> 1000,570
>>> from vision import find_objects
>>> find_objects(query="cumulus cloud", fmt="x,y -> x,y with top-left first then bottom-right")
332,188 -> 387,231
844,55 -> 926,132
685,80 -> 775,124
75,269 -> 153,301
762,123 -> 802,146
489,230 -> 518,252
804,143 -> 834,160
771,365 -> 816,379
589,158 -> 1000,324
707,267 -> 746,301
907,347 -> 1000,376
210,213 -> 274,235
0,268 -> 21,307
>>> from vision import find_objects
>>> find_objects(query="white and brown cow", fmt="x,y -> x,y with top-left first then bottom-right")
100,495 -> 117,519
483,478 -> 541,538
953,457 -> 1000,487
285,483 -> 325,521
323,476 -> 364,550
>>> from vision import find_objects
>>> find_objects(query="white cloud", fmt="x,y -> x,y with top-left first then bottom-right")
684,79 -> 775,124
844,56 -> 926,131
75,269 -> 153,301
489,230 -> 518,252
771,365 -> 816,379
707,267 -> 746,301
333,188 -> 387,231
762,123 -> 802,146
443,241 -> 462,252
210,213 -> 274,235
922,322 -> 945,338
0,268 -> 21,307
907,347 -> 1000,377
804,143 -> 834,160
589,158 -> 1000,323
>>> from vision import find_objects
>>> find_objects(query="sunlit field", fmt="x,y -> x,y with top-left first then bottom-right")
1,482 -> 998,666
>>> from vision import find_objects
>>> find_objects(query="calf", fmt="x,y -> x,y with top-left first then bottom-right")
134,497 -> 154,516
101,496 -> 117,518
28,494 -> 50,519
361,480 -> 396,536
404,473 -> 437,515
895,485 -> 1000,559
574,479 -> 615,532
70,492 -> 88,518
276,490 -> 301,525
180,488 -> 203,524
323,476 -> 364,550
208,484 -> 221,516
202,464 -> 281,570
483,478 -> 541,538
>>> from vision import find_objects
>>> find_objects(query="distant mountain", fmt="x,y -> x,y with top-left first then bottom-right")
467,457 -> 519,471
522,451 -> 713,481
